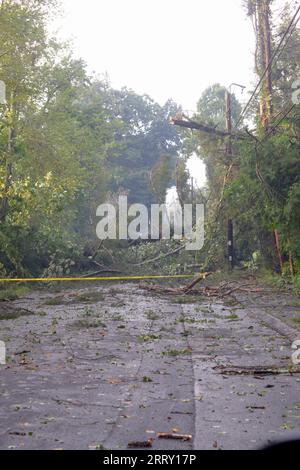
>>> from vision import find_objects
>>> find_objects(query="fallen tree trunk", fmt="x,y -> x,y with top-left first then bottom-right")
214,365 -> 300,376
170,118 -> 246,140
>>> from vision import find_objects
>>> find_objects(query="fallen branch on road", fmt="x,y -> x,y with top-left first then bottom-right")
184,272 -> 214,292
221,284 -> 265,296
139,272 -> 213,295
139,277 -> 267,298
214,365 -> 300,376
157,432 -> 193,441
128,439 -> 153,448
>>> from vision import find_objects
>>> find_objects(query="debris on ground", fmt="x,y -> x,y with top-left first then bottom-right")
156,432 -> 193,441
127,439 -> 154,448
214,365 -> 300,376
140,276 -> 268,298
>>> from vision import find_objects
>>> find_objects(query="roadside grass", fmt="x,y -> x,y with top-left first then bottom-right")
258,269 -> 300,297
0,286 -> 30,301
0,307 -> 36,321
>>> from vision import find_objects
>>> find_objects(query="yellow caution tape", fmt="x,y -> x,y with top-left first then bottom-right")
0,274 -> 198,283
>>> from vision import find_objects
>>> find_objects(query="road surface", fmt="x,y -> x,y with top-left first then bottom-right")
0,282 -> 300,450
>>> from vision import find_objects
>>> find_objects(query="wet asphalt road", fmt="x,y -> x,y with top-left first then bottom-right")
0,283 -> 300,450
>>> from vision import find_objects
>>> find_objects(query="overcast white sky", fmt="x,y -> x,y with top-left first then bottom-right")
54,0 -> 290,187
56,0 -> 258,112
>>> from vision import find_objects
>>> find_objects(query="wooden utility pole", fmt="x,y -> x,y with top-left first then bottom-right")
225,90 -> 232,157
190,176 -> 196,227
190,177 -> 194,204
227,219 -> 234,270
262,1 -> 273,121
225,90 -> 234,270
257,0 -> 273,129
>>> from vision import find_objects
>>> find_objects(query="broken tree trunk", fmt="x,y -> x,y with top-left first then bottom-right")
170,117 -> 246,140
183,272 -> 213,292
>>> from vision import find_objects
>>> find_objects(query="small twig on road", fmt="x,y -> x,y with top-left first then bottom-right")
52,398 -> 122,408
221,284 -> 265,296
157,433 -> 193,441
128,440 -> 153,449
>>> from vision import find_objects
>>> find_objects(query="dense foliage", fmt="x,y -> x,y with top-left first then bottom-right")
0,0 -> 299,289
184,1 -> 300,283
0,0 -> 182,276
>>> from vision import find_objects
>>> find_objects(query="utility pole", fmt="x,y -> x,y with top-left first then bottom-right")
190,177 -> 194,205
190,176 -> 195,227
257,0 -> 273,129
225,90 -> 232,157
225,83 -> 245,270
227,219 -> 234,270
225,90 -> 234,270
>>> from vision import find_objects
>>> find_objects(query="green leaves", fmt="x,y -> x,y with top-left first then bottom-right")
0,1 -> 183,276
